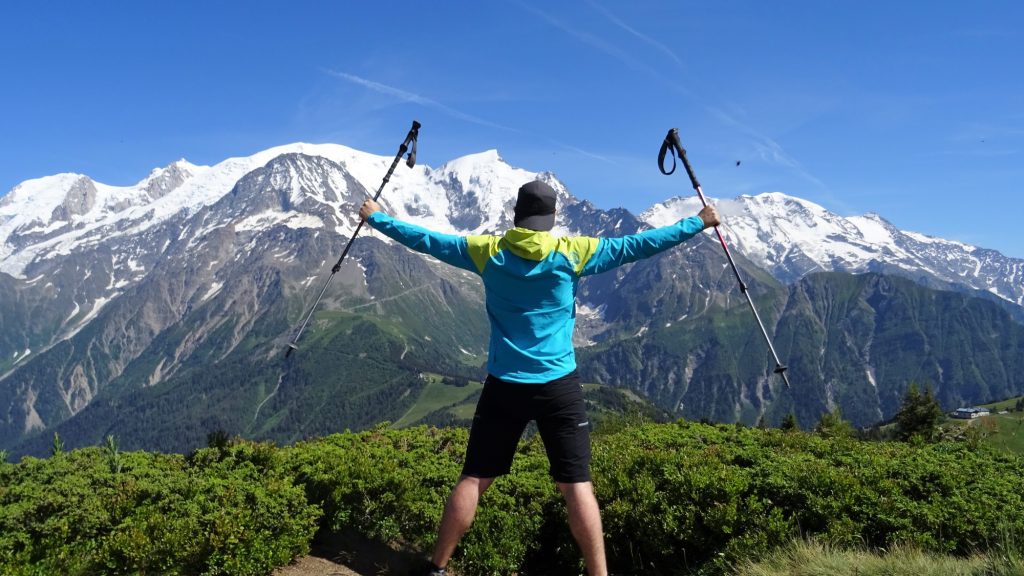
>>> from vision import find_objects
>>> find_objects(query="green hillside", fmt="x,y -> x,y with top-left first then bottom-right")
580,272 -> 1024,430
985,411 -> 1024,453
391,377 -> 673,431
393,374 -> 483,428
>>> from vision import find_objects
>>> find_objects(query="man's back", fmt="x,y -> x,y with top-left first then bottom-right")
465,228 -> 600,383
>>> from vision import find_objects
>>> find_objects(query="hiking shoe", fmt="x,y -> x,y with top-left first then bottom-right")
415,562 -> 446,576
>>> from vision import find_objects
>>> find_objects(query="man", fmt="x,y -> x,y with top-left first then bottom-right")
359,180 -> 720,576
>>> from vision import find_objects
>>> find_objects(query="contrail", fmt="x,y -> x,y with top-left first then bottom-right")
710,106 -> 827,190
514,1 -> 664,81
328,69 -> 613,163
522,1 -> 826,190
549,140 -> 616,165
586,0 -> 686,70
325,69 -> 521,133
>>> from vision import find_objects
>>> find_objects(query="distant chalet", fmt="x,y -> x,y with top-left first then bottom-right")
951,407 -> 991,419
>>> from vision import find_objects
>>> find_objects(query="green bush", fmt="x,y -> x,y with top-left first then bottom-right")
0,441 -> 319,575
3,422 -> 1024,575
281,422 -> 1024,575
594,422 -> 1024,575
283,424 -> 566,575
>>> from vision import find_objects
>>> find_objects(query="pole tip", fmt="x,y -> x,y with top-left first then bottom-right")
285,343 -> 297,358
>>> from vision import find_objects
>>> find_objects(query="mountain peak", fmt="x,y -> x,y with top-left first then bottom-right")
4,143 -> 1020,310
438,149 -> 504,174
0,173 -> 95,238
2,173 -> 91,209
740,191 -> 791,202
140,160 -> 202,201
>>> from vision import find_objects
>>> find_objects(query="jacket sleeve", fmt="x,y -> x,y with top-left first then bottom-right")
366,212 -> 477,273
579,216 -> 706,276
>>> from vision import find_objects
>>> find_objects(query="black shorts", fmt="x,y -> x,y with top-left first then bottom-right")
462,370 -> 591,483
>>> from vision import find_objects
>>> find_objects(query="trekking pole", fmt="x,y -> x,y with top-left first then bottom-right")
658,128 -> 791,388
285,120 -> 421,358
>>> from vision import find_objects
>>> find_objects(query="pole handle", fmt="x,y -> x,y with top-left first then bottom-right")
404,120 -> 421,168
659,128 -> 701,191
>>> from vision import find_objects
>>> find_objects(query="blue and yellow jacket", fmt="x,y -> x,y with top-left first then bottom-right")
366,212 -> 706,383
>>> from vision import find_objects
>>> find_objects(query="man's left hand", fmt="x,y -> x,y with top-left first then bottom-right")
698,205 -> 720,229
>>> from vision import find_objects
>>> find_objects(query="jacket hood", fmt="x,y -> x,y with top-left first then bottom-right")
501,228 -> 557,262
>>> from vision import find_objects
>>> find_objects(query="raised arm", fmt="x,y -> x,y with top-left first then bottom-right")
361,200 -> 478,273
580,205 -> 719,276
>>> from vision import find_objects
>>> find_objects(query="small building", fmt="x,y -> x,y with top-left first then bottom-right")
951,407 -> 991,419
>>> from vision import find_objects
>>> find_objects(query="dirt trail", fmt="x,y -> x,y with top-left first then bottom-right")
272,530 -> 428,576
272,555 -> 363,576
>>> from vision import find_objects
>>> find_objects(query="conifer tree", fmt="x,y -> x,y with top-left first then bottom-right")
51,432 -> 64,457
105,435 -> 122,474
815,407 -> 855,438
780,412 -> 799,432
895,382 -> 944,441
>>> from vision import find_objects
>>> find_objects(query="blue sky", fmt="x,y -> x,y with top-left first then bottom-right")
2,1 -> 1022,257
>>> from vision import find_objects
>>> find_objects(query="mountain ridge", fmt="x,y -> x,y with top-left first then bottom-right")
2,143 -> 1022,455
642,193 -> 1024,308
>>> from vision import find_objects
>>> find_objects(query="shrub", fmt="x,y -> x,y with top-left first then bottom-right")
282,422 -> 1024,575
595,422 -> 1024,575
283,425 -> 564,574
0,441 -> 319,575
4,422 -> 1024,575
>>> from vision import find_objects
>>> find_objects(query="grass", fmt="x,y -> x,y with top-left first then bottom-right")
736,539 -> 1024,576
964,411 -> 1024,454
449,402 -> 477,420
392,374 -> 482,427
978,397 -> 1024,454
983,397 -> 1024,412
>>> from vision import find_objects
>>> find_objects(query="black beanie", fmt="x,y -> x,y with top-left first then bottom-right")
513,180 -> 557,231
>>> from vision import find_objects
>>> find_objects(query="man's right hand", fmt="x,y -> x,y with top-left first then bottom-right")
698,205 -> 720,230
360,199 -> 382,221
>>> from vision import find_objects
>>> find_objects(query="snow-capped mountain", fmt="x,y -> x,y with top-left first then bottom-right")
2,142 -> 1023,455
0,146 -> 588,280
0,144 -> 619,451
642,193 -> 1024,308
11,145 -> 1018,313
0,145 -> 618,376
